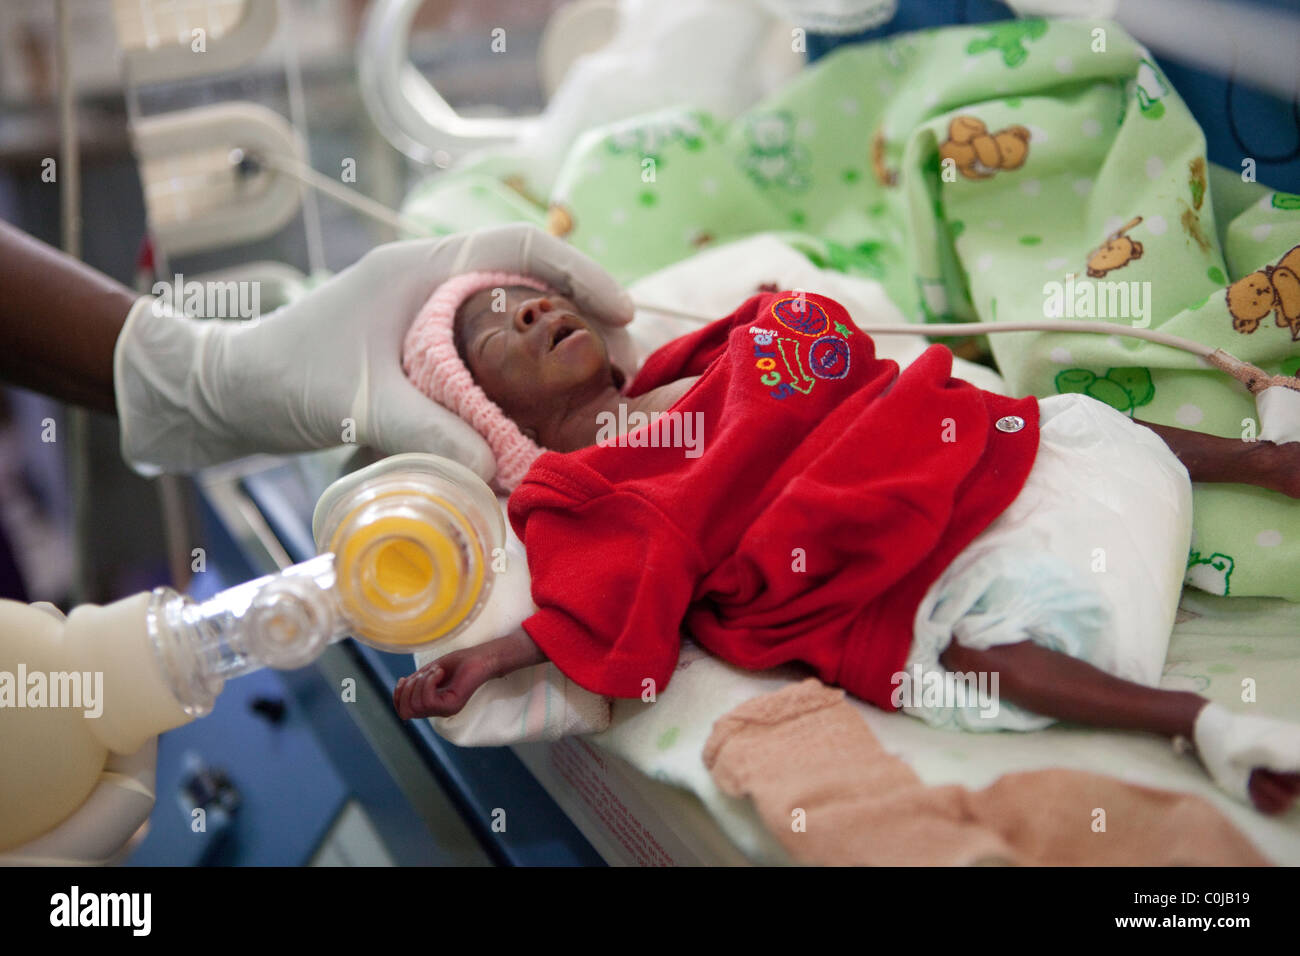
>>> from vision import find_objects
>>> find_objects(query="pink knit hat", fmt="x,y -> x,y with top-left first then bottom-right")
403,271 -> 553,491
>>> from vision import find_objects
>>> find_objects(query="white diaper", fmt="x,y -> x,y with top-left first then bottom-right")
902,392 -> 1194,732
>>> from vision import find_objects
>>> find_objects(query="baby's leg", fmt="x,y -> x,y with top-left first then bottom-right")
1133,418 -> 1299,498
940,640 -> 1300,814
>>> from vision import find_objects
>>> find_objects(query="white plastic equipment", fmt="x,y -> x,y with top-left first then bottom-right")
357,0 -> 542,167
111,0 -> 278,86
132,103 -> 307,257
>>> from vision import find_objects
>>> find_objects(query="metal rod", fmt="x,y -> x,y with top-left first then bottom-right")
56,0 -> 92,604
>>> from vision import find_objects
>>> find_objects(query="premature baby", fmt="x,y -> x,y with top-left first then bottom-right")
398,272 -> 1300,814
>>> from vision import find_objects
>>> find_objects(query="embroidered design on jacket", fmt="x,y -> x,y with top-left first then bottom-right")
749,303 -> 851,399
770,296 -> 830,336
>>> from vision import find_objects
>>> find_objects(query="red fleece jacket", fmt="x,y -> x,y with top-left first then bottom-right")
507,292 -> 1040,709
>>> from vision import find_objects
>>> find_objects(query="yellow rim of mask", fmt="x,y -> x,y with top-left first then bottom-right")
330,493 -> 485,648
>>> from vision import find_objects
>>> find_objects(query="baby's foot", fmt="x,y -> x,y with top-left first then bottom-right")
1249,769 -> 1300,815
1194,702 -> 1300,814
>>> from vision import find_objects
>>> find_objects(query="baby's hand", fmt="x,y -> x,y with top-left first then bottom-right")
394,647 -> 497,719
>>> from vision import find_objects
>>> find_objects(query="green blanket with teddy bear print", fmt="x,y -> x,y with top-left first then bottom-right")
403,17 -> 1300,603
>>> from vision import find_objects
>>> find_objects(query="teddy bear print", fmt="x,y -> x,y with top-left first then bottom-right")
870,128 -> 897,187
739,112 -> 810,190
1185,550 -> 1235,597
546,203 -> 574,237
1226,243 -> 1300,339
1086,217 -> 1144,278
964,19 -> 1048,68
1133,58 -> 1171,120
938,116 -> 1030,180
1055,364 -> 1159,413
1054,366 -> 1154,415
604,113 -> 706,164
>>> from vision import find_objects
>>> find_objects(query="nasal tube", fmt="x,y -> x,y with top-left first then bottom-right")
146,453 -> 503,718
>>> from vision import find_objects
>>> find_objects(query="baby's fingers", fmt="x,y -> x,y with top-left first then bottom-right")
395,666 -> 443,719
414,673 -> 464,717
396,673 -> 421,718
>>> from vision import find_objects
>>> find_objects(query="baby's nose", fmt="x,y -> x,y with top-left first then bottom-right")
514,297 -> 555,330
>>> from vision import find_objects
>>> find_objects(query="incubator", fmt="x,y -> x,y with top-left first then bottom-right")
0,454 -> 503,852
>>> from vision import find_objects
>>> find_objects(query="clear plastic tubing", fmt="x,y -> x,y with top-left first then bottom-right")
145,454 -> 504,717
146,555 -> 343,716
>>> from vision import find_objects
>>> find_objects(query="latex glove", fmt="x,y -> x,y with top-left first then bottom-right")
114,224 -> 635,479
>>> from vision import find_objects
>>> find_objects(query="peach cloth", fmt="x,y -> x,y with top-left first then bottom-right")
702,678 -> 1270,866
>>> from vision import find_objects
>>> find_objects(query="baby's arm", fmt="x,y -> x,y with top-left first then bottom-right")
393,627 -> 549,720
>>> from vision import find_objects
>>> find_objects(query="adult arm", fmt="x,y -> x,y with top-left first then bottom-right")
0,219 -> 135,412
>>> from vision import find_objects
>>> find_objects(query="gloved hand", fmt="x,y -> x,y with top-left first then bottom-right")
114,224 -> 635,479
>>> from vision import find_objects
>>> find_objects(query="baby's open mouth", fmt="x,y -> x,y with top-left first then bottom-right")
547,318 -> 585,351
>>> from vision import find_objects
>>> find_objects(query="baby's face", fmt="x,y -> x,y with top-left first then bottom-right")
456,285 -> 622,430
